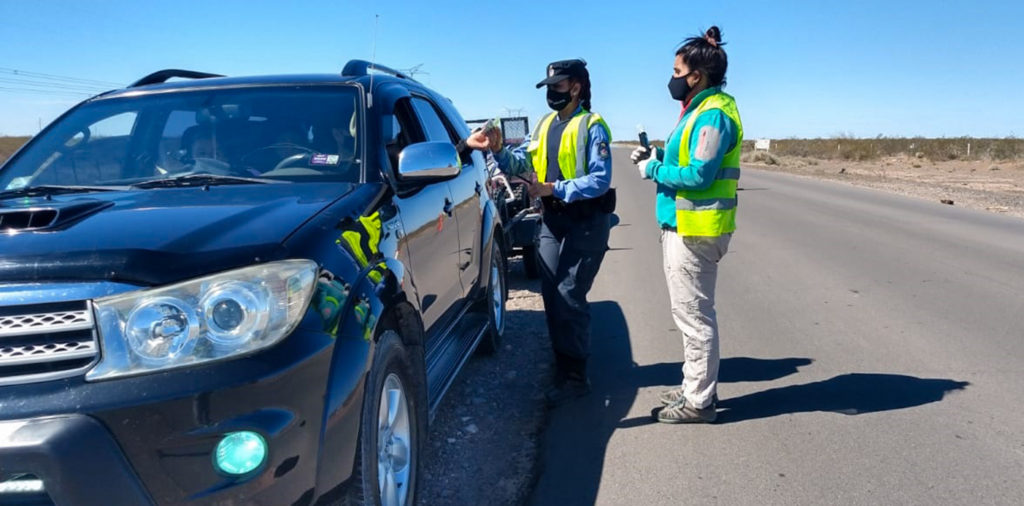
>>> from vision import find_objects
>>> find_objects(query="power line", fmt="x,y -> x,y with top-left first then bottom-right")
0,68 -> 122,88
0,77 -> 109,93
0,86 -> 93,97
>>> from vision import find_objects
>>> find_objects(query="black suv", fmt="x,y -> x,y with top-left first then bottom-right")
0,61 -> 507,506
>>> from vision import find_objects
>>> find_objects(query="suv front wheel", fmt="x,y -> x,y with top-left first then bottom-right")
345,329 -> 423,506
476,239 -> 507,354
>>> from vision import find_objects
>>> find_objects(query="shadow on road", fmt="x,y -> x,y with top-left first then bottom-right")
529,302 -> 969,505
717,373 -> 969,423
529,301 -> 813,505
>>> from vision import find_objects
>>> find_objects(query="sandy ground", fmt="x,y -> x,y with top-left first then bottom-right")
746,154 -> 1024,219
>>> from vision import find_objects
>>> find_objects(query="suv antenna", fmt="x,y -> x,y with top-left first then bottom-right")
368,14 -> 379,108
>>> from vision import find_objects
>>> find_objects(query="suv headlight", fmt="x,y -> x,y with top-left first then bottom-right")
86,260 -> 317,381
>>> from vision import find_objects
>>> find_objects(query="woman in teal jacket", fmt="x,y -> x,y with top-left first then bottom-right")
632,26 -> 743,424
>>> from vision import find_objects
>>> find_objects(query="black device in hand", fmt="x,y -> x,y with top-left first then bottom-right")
637,123 -> 650,150
634,124 -> 653,163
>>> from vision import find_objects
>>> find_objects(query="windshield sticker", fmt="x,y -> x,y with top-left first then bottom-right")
310,154 -> 341,166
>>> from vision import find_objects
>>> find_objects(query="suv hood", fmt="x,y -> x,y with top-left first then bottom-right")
0,183 -> 356,286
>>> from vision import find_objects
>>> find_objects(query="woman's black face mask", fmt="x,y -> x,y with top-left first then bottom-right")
547,86 -> 572,111
668,72 -> 694,102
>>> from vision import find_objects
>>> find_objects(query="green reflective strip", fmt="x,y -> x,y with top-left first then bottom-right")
359,212 -> 382,256
675,208 -> 737,237
718,167 -> 741,180
675,197 -> 737,211
529,112 -> 557,183
368,269 -> 383,284
574,113 -> 591,176
340,231 -> 369,266
679,179 -> 737,201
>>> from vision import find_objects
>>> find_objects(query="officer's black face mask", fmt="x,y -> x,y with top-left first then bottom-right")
668,72 -> 694,102
547,86 -> 572,111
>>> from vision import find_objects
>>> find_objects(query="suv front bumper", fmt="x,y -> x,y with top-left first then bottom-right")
0,324 -> 367,506
0,415 -> 151,505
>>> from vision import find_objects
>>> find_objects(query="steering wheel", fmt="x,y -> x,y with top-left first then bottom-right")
272,152 -> 315,171
241,143 -> 315,168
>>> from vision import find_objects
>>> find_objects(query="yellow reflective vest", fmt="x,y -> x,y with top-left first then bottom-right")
674,92 -> 743,237
527,109 -> 611,183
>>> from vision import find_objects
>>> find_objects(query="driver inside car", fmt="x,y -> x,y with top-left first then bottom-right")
270,126 -> 311,162
181,124 -> 225,163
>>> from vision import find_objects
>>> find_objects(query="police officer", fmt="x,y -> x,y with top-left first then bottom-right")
467,59 -> 613,406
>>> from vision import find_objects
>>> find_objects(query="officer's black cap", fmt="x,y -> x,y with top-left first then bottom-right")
535,59 -> 588,88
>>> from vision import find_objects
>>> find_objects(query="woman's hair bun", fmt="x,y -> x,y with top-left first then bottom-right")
705,26 -> 722,44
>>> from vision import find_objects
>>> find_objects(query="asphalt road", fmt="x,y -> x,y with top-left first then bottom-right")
528,147 -> 1024,505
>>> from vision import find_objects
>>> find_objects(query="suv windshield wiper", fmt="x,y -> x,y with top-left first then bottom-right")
0,185 -> 127,200
131,173 -> 282,189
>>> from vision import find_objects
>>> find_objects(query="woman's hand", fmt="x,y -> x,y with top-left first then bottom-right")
637,158 -> 653,180
630,146 -> 651,163
465,129 -> 491,151
465,126 -> 503,153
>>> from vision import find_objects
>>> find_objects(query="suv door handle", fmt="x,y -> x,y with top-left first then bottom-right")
443,198 -> 454,217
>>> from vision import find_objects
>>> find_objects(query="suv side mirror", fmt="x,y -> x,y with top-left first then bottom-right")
397,141 -> 461,183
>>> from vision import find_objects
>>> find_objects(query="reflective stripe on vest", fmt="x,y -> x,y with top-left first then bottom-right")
675,92 -> 744,237
527,110 -> 611,183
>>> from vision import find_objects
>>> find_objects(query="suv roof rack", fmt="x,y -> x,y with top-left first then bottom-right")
129,69 -> 225,88
341,60 -> 418,83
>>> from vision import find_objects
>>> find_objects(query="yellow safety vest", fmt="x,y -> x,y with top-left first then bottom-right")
337,211 -> 387,284
527,109 -> 611,184
675,92 -> 744,237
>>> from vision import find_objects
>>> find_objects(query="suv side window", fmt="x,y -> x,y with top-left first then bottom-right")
386,99 -> 424,173
412,96 -> 474,165
410,97 -> 453,144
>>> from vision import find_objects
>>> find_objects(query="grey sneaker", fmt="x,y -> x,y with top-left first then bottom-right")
658,388 -> 684,406
545,376 -> 591,407
659,388 -> 718,407
656,398 -> 717,424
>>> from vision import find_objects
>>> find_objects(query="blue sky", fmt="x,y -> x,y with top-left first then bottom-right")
1,0 -> 1022,141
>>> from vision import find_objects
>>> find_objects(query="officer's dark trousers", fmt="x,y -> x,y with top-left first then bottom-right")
536,209 -> 610,378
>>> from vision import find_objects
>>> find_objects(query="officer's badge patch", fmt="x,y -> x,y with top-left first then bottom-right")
598,141 -> 610,160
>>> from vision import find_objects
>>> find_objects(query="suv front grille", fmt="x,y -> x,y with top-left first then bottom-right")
0,302 -> 98,385
0,309 -> 93,337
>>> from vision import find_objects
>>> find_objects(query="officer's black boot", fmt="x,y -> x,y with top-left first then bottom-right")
545,356 -> 591,407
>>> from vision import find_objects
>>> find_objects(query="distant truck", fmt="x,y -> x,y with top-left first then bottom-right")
468,116 -> 541,278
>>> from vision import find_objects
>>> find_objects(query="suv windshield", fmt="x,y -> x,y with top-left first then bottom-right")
0,85 -> 363,190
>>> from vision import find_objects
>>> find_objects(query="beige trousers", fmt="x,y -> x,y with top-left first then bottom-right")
661,230 -> 731,408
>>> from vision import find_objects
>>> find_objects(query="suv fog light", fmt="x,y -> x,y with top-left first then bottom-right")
214,431 -> 267,475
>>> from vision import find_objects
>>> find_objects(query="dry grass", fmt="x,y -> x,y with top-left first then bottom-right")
741,151 -> 778,165
0,136 -> 30,164
740,137 -> 1024,162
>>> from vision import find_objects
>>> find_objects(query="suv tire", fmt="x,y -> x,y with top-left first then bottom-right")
476,239 -> 507,354
345,329 -> 424,506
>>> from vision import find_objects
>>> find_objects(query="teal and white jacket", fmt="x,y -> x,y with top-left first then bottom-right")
645,86 -> 740,229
